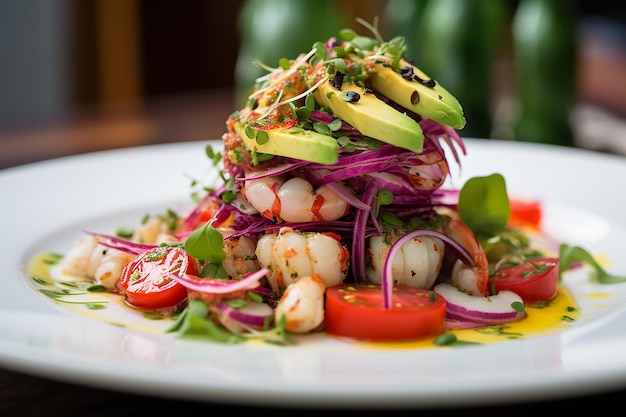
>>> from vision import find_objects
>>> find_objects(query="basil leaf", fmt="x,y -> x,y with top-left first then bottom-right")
184,223 -> 226,263
458,173 -> 510,240
559,244 -> 626,284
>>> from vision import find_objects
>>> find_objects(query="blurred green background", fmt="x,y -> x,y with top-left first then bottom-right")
1,0 -> 624,155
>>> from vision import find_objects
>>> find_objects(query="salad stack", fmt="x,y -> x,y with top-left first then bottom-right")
64,20 -> 568,344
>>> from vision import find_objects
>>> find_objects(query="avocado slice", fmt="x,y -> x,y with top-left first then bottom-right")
368,60 -> 466,130
234,122 -> 339,165
313,80 -> 424,153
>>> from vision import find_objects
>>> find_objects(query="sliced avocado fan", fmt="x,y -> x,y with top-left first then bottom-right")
313,79 -> 425,153
368,60 -> 466,130
232,21 -> 467,164
234,122 -> 339,165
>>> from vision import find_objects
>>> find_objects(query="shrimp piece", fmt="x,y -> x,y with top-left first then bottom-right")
366,234 -> 445,289
60,235 -> 133,289
404,151 -> 450,192
60,235 -> 108,278
132,216 -> 178,245
441,215 -> 489,296
185,237 -> 262,306
94,250 -> 134,290
240,175 -> 284,220
274,274 -> 325,333
221,235 -> 261,280
241,176 -> 349,222
255,227 -> 349,293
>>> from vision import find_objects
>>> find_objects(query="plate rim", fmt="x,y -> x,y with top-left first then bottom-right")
2,139 -> 626,408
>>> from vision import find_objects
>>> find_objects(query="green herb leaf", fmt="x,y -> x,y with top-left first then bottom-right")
201,263 -> 228,279
458,173 -> 510,240
167,300 -> 246,344
184,223 -> 226,263
327,118 -> 342,132
511,301 -> 525,312
377,189 -> 393,205
312,121 -> 331,135
559,244 -> 626,284
255,130 -> 269,145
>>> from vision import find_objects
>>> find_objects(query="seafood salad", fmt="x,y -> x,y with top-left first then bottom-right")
54,20 -> 623,345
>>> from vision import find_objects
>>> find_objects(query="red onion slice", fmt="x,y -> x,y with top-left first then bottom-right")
170,268 -> 269,294
434,283 -> 526,327
217,301 -> 274,330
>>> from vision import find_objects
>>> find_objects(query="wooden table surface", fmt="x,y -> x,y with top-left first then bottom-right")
0,90 -> 236,171
2,89 -> 626,415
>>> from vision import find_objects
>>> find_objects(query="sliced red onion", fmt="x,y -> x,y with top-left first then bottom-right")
305,168 -> 371,211
434,283 -> 527,327
182,189 -> 225,231
366,172 -> 420,195
380,228 -> 476,309
351,183 -> 377,283
420,118 -> 466,160
170,268 -> 269,294
217,300 -> 274,329
236,161 -> 309,181
381,230 -> 437,309
85,232 -> 155,255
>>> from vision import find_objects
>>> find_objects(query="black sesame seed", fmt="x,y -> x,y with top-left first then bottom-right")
400,66 -> 414,79
413,74 -> 436,88
340,91 -> 360,103
330,72 -> 345,90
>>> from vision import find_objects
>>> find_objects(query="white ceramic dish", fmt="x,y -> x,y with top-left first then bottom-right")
1,139 -> 626,409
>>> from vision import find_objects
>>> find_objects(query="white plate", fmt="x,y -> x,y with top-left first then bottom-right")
2,139 -> 626,409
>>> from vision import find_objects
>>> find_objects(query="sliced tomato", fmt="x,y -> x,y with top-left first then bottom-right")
489,257 -> 559,303
324,283 -> 447,342
508,199 -> 542,229
117,246 -> 197,310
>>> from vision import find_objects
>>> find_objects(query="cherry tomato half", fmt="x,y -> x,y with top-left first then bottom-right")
508,199 -> 543,229
324,283 -> 447,342
117,246 -> 197,310
489,257 -> 559,303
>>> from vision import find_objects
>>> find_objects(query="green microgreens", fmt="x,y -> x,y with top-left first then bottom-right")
278,57 -> 291,70
327,118 -> 342,131
511,301 -> 525,312
116,227 -> 134,239
377,188 -> 393,205
167,299 -> 246,344
168,299 -> 295,346
433,333 -> 481,347
310,41 -> 328,66
336,136 -> 355,152
559,244 -> 626,284
255,130 -> 269,145
36,279 -> 109,310
295,106 -> 311,120
205,145 -> 222,165
247,290 -> 263,303
220,190 -> 237,204
457,173 -> 624,287
200,262 -> 228,279
475,326 -> 523,338
225,298 -> 247,309
312,121 -> 331,135
250,150 -> 274,165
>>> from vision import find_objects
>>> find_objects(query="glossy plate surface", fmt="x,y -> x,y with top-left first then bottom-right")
1,139 -> 626,409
